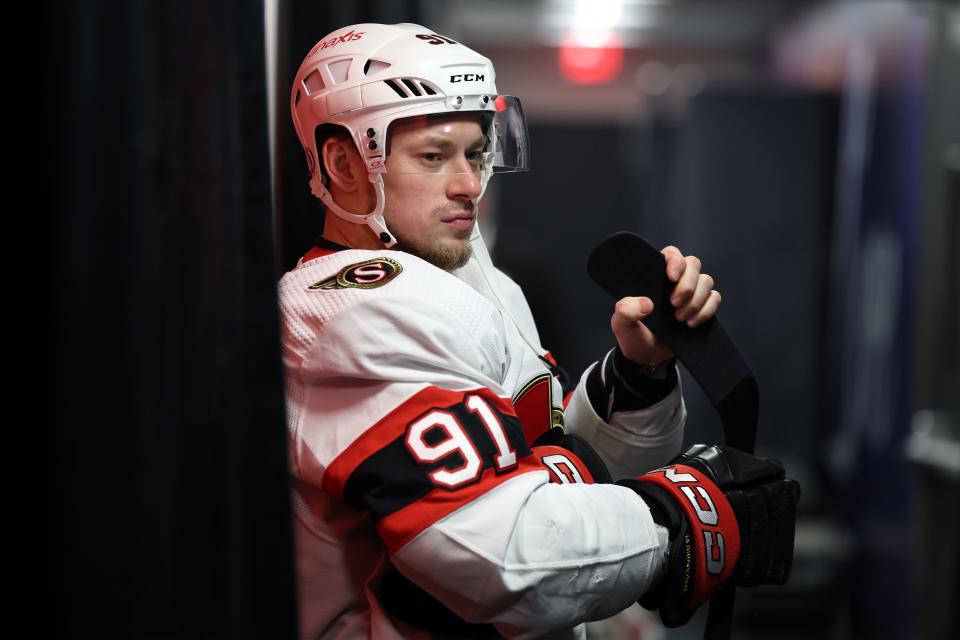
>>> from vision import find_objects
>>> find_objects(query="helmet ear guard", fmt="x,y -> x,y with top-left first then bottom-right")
315,166 -> 396,248
307,123 -> 396,247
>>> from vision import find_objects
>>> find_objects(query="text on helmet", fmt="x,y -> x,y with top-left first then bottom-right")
312,29 -> 365,54
450,74 -> 485,83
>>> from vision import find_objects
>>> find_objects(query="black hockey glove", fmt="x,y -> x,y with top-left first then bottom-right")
618,444 -> 800,627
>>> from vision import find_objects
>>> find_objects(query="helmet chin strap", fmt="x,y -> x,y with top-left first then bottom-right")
317,173 -> 398,248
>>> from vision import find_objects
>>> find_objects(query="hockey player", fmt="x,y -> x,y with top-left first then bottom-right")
281,23 -> 799,639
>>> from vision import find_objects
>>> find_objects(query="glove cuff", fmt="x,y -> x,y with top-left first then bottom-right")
621,464 -> 742,627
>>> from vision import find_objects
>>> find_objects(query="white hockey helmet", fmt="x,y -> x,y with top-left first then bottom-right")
290,23 -> 530,246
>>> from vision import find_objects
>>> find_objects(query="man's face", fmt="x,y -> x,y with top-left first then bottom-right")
380,113 -> 487,271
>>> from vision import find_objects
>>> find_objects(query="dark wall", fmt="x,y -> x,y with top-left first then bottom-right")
43,2 -> 296,637
492,125 -> 645,378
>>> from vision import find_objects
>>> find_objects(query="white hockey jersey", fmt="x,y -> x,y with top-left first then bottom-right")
278,232 -> 687,639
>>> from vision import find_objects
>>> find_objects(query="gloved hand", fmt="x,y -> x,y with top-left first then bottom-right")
618,444 -> 800,627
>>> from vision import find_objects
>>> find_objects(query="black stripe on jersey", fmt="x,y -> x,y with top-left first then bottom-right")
314,235 -> 350,252
341,398 -> 532,523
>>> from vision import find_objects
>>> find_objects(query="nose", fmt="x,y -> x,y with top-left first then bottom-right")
445,159 -> 482,201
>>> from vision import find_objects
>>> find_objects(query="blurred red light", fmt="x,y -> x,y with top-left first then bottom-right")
558,32 -> 624,85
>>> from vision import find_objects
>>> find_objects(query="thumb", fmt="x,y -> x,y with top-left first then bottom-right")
613,296 -> 653,327
612,297 -> 673,365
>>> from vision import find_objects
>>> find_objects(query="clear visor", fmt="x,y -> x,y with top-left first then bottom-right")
382,95 -> 529,175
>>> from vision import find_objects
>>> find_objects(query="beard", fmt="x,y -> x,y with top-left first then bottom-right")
392,230 -> 473,271
389,205 -> 475,271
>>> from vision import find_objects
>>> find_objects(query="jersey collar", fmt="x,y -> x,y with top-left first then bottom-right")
300,236 -> 351,263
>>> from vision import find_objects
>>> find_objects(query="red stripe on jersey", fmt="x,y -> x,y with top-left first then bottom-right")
543,351 -> 558,367
562,390 -> 574,409
301,245 -> 338,263
322,386 -> 518,500
513,374 -> 552,444
376,456 -> 546,554
531,445 -> 597,484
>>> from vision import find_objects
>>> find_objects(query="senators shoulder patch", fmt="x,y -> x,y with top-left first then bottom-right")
309,257 -> 403,290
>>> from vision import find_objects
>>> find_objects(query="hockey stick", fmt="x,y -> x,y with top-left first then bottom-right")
587,231 -> 759,640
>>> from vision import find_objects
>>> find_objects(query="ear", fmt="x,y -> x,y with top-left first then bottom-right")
321,135 -> 366,194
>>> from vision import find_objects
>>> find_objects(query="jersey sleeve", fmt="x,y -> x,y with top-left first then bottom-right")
562,351 -> 687,480
288,292 -> 668,638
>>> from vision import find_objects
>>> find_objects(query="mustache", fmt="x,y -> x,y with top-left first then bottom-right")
436,202 -> 476,216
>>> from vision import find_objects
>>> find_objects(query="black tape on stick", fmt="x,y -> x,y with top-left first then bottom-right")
587,231 -> 760,640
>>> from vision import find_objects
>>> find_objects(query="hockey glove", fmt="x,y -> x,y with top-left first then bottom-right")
618,444 -> 800,627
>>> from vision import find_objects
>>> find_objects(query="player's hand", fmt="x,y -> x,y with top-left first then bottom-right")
618,445 -> 801,628
670,445 -> 800,588
610,246 -> 721,367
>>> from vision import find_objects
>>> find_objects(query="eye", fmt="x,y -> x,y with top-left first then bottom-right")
419,152 -> 443,164
466,150 -> 484,166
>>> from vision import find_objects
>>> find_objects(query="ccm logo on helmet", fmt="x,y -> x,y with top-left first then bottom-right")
450,73 -> 485,83
313,29 -> 365,53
